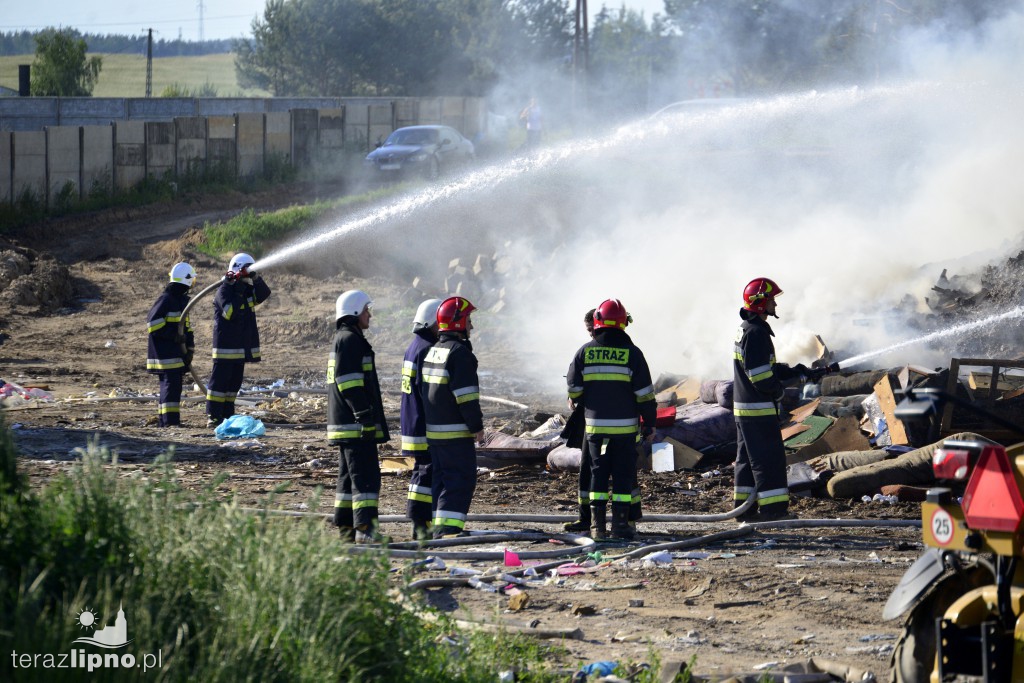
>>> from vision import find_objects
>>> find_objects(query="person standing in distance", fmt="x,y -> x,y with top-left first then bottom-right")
206,253 -> 271,428
328,290 -> 390,543
421,296 -> 484,539
146,262 -> 196,427
400,298 -> 443,540
567,299 -> 656,540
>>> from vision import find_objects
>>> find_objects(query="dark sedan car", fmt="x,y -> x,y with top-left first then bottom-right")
364,125 -> 475,180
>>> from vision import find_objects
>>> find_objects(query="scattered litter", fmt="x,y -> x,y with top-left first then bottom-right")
641,551 -> 673,567
215,415 -> 267,440
676,551 -> 710,560
793,633 -> 816,643
845,644 -> 894,655
577,661 -> 616,677
611,631 -> 642,643
858,633 -> 896,642
290,502 -> 309,510
628,599 -> 644,608
217,439 -> 263,449
423,557 -> 446,571
298,458 -> 323,469
104,340 -> 117,348
504,549 -> 522,567
862,493 -> 899,504
449,567 -> 482,577
752,661 -> 780,671
700,469 -> 722,479
467,577 -> 497,593
508,592 -> 530,611
571,604 -> 597,616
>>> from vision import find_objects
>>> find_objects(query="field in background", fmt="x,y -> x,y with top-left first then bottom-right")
0,52 -> 269,98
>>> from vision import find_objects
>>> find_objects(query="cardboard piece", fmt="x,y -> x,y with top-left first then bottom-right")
380,456 -> 415,472
651,442 -> 674,472
873,374 -> 909,445
780,422 -> 811,440
661,436 -> 705,470
897,364 -> 936,390
787,415 -> 872,464
663,377 -> 703,405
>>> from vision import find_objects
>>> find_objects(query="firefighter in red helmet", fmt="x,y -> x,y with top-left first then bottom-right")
421,296 -> 485,538
732,277 -> 834,521
567,299 -> 656,540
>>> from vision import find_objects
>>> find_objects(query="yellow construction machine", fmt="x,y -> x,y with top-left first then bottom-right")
886,386 -> 1024,682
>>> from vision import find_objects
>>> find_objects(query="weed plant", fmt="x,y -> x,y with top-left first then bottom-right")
0,419 -> 564,682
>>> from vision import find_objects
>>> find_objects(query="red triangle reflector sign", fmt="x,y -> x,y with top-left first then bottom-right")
962,444 -> 1024,533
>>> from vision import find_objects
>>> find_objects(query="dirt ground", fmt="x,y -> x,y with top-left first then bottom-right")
0,189 -> 925,682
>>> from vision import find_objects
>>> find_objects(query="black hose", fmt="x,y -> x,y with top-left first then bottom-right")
177,276 -> 225,395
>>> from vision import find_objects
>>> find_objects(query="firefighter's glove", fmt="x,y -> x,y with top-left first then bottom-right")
354,409 -> 376,439
225,270 -> 238,284
641,426 -> 654,441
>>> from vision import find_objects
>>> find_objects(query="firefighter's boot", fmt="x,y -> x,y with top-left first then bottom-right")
337,526 -> 356,543
611,504 -> 637,541
412,521 -> 432,542
590,505 -> 607,540
563,504 -> 592,533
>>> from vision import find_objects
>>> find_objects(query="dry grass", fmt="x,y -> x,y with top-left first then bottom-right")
0,52 -> 268,97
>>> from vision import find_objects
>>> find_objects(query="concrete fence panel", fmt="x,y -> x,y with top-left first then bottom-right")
82,125 -> 113,197
197,98 -> 266,116
207,116 -> 236,175
146,121 -> 175,179
344,105 -> 370,152
319,108 -> 344,152
368,103 -> 393,151
418,98 -> 442,125
12,130 -> 45,201
265,112 -> 290,160
0,132 -> 11,204
291,109 -> 319,169
46,126 -> 80,206
58,98 -> 128,127
175,117 -> 207,178
394,99 -> 418,130
114,121 -> 145,190
236,113 -> 264,177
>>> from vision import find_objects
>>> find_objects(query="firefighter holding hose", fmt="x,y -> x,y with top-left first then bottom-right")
732,277 -> 836,521
206,253 -> 271,428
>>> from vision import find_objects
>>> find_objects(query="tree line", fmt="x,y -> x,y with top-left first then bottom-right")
9,0 -> 1017,119
0,30 -> 233,58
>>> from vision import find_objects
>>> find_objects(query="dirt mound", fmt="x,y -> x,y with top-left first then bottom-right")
0,247 -> 74,310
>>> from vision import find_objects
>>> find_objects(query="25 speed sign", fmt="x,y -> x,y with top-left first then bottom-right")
930,508 -> 955,546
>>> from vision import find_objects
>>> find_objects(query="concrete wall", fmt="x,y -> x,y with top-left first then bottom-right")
114,121 -> 145,190
237,113 -> 264,177
1,97 -> 489,208
0,132 -> 11,204
81,125 -> 113,197
146,122 -> 175,179
12,130 -> 45,201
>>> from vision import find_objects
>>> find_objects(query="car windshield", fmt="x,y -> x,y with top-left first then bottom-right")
385,129 -> 438,146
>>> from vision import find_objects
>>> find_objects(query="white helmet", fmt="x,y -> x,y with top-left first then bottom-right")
169,262 -> 196,286
228,253 -> 255,275
336,290 -> 372,321
412,298 -> 443,332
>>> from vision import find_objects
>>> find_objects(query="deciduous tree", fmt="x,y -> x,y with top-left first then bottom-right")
30,28 -> 102,96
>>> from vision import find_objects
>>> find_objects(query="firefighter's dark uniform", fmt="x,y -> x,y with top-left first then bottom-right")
421,332 -> 483,538
328,317 -> 390,538
567,328 -> 656,535
146,282 -> 194,427
206,275 -> 271,424
732,308 -> 802,518
400,327 -> 436,536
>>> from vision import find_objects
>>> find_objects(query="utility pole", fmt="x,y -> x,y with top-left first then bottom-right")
145,28 -> 153,98
197,0 -> 205,42
573,0 -> 589,124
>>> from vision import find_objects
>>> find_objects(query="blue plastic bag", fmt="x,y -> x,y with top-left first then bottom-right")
214,415 -> 266,440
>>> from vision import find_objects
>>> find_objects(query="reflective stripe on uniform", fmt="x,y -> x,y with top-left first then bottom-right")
401,436 -> 428,451
402,360 -> 417,377
584,416 -> 638,435
453,385 -> 480,404
148,318 -> 167,333
408,484 -> 432,503
582,365 -> 631,382
422,367 -> 450,384
426,423 -> 472,439
335,371 -> 365,391
147,357 -> 185,371
353,493 -> 379,509
757,487 -> 789,506
212,347 -> 246,359
158,402 -> 180,414
611,493 -> 631,504
733,486 -> 756,502
327,423 -> 363,440
433,510 -> 466,529
334,493 -> 353,509
733,401 -> 778,417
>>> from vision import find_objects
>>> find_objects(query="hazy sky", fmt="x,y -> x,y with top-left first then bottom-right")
2,0 -> 668,43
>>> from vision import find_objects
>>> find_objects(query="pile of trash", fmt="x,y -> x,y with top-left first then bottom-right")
0,378 -> 54,408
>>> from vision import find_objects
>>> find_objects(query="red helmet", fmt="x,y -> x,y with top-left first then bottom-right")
742,277 -> 783,313
437,296 -> 476,332
593,299 -> 631,330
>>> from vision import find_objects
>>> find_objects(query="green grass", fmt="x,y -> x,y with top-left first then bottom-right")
0,53 -> 267,98
0,418 -> 569,682
197,185 -> 405,261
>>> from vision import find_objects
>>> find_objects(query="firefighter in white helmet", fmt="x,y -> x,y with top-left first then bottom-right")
327,290 -> 390,543
400,298 -> 443,540
206,253 -> 271,428
146,262 -> 197,427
